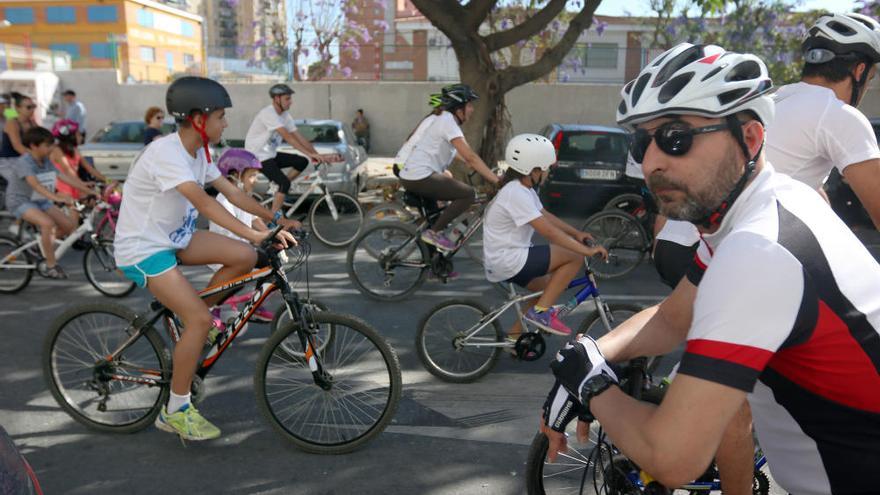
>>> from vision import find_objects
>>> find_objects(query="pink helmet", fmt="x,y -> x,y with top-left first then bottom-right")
52,119 -> 79,138
217,148 -> 262,177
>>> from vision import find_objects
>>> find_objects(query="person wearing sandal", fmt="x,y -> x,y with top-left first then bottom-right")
483,134 -> 608,345
4,127 -> 78,279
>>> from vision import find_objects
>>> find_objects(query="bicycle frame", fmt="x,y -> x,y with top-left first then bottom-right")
383,201 -> 486,270
98,248 -> 328,388
259,164 -> 343,221
0,202 -> 109,270
456,267 -> 607,350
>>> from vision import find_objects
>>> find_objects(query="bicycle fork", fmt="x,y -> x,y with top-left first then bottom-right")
281,292 -> 333,390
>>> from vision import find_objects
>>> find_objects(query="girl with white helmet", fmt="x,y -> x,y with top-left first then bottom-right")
483,134 -> 607,340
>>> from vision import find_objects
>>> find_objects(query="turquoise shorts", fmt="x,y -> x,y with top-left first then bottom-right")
118,250 -> 178,288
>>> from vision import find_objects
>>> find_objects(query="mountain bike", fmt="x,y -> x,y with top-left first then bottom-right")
0,196 -> 134,296
523,357 -> 770,494
416,259 -> 643,382
251,160 -> 364,247
346,190 -> 487,301
43,228 -> 402,454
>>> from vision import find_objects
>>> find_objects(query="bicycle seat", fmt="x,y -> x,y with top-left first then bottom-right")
402,191 -> 430,208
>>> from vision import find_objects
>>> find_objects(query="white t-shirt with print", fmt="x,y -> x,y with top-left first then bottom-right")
245,105 -> 299,162
482,181 -> 545,282
394,114 -> 437,165
766,82 -> 880,190
207,193 -> 255,271
400,111 -> 463,180
114,133 -> 221,266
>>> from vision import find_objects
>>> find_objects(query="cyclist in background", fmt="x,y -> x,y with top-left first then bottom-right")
766,13 -> 880,229
244,84 -> 323,216
392,93 -> 443,178
542,43 -> 880,495
398,84 -> 499,251
114,77 -> 297,441
484,134 -> 606,339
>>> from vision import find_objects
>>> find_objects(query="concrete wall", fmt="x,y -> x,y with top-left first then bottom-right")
56,69 -> 880,155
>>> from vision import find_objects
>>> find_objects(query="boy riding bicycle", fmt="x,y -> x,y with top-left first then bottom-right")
114,77 -> 297,441
483,134 -> 607,340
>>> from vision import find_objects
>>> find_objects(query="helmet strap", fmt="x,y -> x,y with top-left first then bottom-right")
849,63 -> 871,107
697,115 -> 759,229
186,114 -> 212,163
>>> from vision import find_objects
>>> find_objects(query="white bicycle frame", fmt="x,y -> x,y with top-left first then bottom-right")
261,164 -> 343,221
0,202 -> 107,270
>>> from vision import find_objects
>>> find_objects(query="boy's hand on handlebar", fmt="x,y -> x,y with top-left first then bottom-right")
278,217 -> 302,232
587,244 -> 608,261
574,231 -> 594,245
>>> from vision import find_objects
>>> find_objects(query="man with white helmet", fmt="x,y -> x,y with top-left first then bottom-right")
766,13 -> 880,229
482,134 -> 607,339
540,43 -> 880,494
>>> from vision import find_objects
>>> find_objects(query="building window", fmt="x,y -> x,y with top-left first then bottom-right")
50,43 -> 80,60
91,42 -> 114,59
88,6 -> 118,23
137,9 -> 154,28
4,7 -> 34,24
166,52 -> 174,70
46,6 -> 76,24
584,43 -> 618,69
181,22 -> 194,37
183,53 -> 195,66
140,46 -> 155,62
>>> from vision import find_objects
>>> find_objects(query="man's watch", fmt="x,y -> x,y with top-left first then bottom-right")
580,373 -> 617,404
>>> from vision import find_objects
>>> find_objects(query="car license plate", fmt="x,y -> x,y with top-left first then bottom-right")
578,169 -> 617,180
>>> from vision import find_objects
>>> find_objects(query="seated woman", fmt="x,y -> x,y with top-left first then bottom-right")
483,134 -> 607,338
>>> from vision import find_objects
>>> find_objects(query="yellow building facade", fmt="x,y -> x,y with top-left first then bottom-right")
0,0 -> 204,82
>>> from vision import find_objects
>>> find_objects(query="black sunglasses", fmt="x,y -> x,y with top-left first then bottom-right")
630,121 -> 730,164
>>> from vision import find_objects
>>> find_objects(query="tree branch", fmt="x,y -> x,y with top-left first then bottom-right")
410,0 -> 470,45
499,0 -> 602,92
464,0 -> 499,31
483,0 -> 568,52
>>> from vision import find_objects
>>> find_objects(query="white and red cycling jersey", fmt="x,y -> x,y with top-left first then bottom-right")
682,164 -> 880,495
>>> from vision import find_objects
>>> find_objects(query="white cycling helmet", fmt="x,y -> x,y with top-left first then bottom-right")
505,133 -> 556,175
616,43 -> 774,130
803,13 -> 880,65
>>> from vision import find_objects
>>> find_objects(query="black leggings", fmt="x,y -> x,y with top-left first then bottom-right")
400,173 -> 475,231
261,153 -> 310,194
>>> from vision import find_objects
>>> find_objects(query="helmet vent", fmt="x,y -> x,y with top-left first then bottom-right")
623,79 -> 635,95
827,20 -> 857,36
631,72 -> 651,106
701,65 -> 724,81
618,100 -> 628,116
658,72 -> 695,104
654,44 -> 704,87
725,60 -> 761,82
718,88 -> 750,105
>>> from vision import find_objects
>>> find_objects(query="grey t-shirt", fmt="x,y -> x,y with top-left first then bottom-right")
65,101 -> 87,133
4,154 -> 56,211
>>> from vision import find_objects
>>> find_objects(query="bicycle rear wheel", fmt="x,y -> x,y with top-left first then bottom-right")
462,224 -> 484,266
416,299 -> 503,383
365,201 -> 415,224
0,234 -> 33,294
83,239 -> 136,297
581,211 -> 649,279
43,303 -> 171,433
255,312 -> 402,454
346,221 -> 429,302
308,191 -> 364,247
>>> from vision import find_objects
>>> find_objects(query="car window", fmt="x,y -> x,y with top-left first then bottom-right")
557,131 -> 628,164
298,124 -> 342,144
91,122 -> 146,144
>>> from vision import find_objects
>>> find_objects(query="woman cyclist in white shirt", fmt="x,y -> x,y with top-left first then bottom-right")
398,84 -> 500,250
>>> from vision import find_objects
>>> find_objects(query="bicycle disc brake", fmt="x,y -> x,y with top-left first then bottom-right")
190,375 -> 206,405
514,333 -> 546,361
430,253 -> 454,282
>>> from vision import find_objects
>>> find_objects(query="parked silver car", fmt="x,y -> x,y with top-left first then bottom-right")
79,119 -> 178,180
253,119 -> 368,197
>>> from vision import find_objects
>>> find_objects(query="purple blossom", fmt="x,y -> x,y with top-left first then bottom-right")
373,20 -> 388,31
500,19 -> 511,29
596,20 -> 607,36
342,66 -> 352,77
302,48 -> 310,57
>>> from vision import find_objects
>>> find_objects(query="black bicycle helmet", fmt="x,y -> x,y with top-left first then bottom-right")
166,76 -> 232,120
269,83 -> 295,97
440,83 -> 479,109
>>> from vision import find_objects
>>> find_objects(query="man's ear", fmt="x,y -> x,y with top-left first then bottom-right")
742,120 -> 765,160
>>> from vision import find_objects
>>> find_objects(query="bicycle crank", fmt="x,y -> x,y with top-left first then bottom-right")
430,253 -> 454,282
515,333 -> 546,361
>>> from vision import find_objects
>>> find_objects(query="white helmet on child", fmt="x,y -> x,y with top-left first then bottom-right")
505,133 -> 556,175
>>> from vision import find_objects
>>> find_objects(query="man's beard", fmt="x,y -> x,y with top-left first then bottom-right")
647,146 -> 742,223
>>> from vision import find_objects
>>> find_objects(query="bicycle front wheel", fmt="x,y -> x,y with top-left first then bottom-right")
270,298 -> 333,358
83,239 -> 136,297
0,234 -> 33,294
346,221 -> 429,302
255,312 -> 402,454
416,299 -> 503,383
581,210 -> 649,279
43,303 -> 171,433
308,191 -> 364,247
